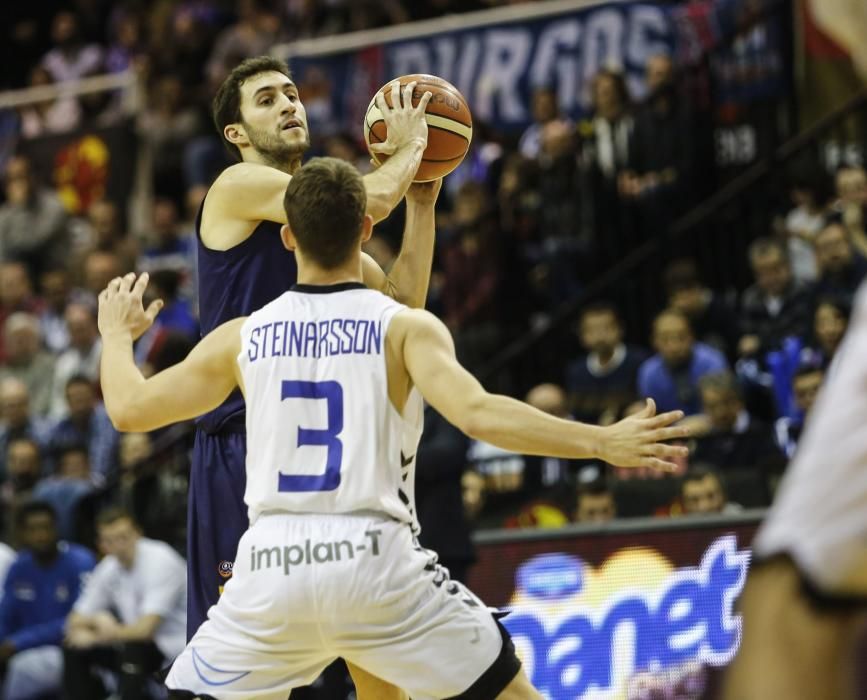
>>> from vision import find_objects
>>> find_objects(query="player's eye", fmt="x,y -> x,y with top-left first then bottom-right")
260,97 -> 273,106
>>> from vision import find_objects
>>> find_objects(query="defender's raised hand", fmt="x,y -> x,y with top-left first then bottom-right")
599,399 -> 691,471
369,81 -> 432,157
98,272 -> 164,341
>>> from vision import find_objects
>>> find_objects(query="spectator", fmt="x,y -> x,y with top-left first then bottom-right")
415,409 -> 475,584
680,467 -> 741,515
0,263 -> 45,365
739,238 -> 813,357
64,508 -> 186,700
81,251 -> 122,306
48,376 -> 119,486
691,372 -> 785,473
79,200 -> 138,273
49,304 -> 101,420
566,302 -> 647,424
137,199 -> 196,291
206,0 -> 280,87
638,309 -> 728,414
1,440 -> 44,532
782,171 -> 829,283
813,220 -> 867,304
574,479 -> 617,524
0,543 -> 11,591
40,11 -> 103,84
38,266 -> 73,354
836,166 -> 867,259
0,314 -> 55,418
809,297 -> 850,364
0,379 -> 52,481
18,65 -> 82,137
775,364 -> 825,460
663,258 -> 740,358
33,445 -> 94,542
0,501 -> 95,700
0,156 -> 68,279
518,86 -> 561,160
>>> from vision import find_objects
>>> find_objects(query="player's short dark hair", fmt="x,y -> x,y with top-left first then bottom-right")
96,506 -> 138,529
15,500 -> 57,529
212,55 -> 293,161
283,157 -> 367,269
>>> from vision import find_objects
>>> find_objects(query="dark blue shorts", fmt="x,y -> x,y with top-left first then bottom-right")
186,428 -> 248,641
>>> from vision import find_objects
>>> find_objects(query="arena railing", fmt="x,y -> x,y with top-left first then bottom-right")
0,70 -> 137,111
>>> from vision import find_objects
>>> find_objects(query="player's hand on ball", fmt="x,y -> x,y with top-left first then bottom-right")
406,177 -> 443,205
370,81 -> 432,156
98,272 -> 164,341
599,398 -> 690,471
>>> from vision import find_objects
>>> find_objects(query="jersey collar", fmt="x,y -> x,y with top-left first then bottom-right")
290,282 -> 367,294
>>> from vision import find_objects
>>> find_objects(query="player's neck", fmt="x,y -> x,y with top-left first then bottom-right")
243,151 -> 302,174
296,259 -> 364,287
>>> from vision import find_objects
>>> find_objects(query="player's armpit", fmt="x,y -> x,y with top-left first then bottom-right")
103,319 -> 244,432
360,252 -> 390,296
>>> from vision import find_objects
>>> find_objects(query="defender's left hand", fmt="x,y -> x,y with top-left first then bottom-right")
98,272 -> 163,340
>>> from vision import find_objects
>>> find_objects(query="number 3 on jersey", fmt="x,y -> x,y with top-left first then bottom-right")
278,380 -> 343,492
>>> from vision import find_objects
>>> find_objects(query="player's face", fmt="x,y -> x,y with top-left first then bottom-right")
239,71 -> 310,164
580,311 -> 621,355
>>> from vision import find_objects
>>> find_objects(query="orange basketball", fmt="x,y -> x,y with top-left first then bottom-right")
364,74 -> 473,182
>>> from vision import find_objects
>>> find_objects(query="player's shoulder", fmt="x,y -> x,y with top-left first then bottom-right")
387,307 -> 447,343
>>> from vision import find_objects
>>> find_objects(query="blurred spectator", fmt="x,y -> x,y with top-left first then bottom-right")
48,376 -> 119,486
415,409 -> 474,584
518,86 -> 561,160
40,11 -> 103,84
691,372 -> 784,473
0,502 -> 94,700
104,12 -> 145,75
81,250 -> 122,305
0,314 -> 55,417
440,182 -> 502,372
18,65 -> 82,137
523,383 -> 587,491
638,309 -> 728,415
836,166 -> 867,259
0,543 -> 11,590
138,77 -> 203,203
566,302 -> 647,424
38,266 -> 73,354
78,200 -> 138,273
1,440 -> 44,539
738,238 -> 812,358
64,508 -> 186,700
775,364 -> 824,460
680,467 -> 741,515
813,220 -> 867,304
782,171 -> 829,283
574,479 -> 617,524
206,0 -> 280,87
49,304 -> 101,419
663,258 -> 740,358
0,156 -> 69,278
0,263 -> 45,363
137,198 -> 195,290
33,444 -> 95,541
134,271 -> 198,368
0,379 -> 52,480
808,296 -> 850,364
461,470 -> 486,523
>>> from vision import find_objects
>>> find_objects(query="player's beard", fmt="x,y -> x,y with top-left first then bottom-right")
245,122 -> 310,172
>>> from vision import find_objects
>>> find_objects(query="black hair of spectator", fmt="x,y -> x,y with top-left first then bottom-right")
787,165 -> 832,204
96,506 -> 139,529
579,300 -> 622,323
681,465 -> 726,496
576,477 -> 613,501
15,500 -> 58,530
212,55 -> 293,161
65,373 -> 94,393
591,69 -> 632,110
149,269 -> 181,300
663,258 -> 703,297
793,360 -> 826,380
747,237 -> 789,266
697,370 -> 743,400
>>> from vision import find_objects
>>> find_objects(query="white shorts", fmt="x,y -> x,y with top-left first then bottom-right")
754,284 -> 867,598
166,512 -> 516,699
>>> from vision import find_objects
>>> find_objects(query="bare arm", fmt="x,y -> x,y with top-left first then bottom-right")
399,310 -> 689,468
105,614 -> 162,643
98,273 -> 243,432
362,179 -> 441,307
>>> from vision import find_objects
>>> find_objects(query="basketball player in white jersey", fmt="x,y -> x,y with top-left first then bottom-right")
97,158 -> 692,700
723,10 -> 867,698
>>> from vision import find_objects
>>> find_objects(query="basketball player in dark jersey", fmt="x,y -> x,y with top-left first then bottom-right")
188,56 -> 434,699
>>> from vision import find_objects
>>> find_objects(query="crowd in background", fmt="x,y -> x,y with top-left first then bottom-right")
0,1 -> 864,697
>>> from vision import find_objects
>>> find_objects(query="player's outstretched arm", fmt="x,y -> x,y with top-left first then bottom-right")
399,310 -> 690,469
98,273 -> 243,432
361,178 -> 441,308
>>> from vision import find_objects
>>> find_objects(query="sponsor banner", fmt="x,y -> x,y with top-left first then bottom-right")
283,1 -> 788,136
468,520 -> 759,699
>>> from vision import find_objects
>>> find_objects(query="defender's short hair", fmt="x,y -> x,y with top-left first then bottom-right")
283,158 -> 367,269
212,56 -> 293,161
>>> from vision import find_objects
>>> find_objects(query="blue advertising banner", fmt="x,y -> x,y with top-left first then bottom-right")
281,0 -> 787,137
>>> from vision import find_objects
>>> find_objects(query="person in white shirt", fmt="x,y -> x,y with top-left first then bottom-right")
64,508 -> 186,700
96,158 -> 689,700
0,542 -> 13,595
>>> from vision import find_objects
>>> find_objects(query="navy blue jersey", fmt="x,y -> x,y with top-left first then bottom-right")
195,201 -> 298,432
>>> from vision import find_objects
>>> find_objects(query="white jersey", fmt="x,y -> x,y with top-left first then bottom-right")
238,283 -> 424,529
